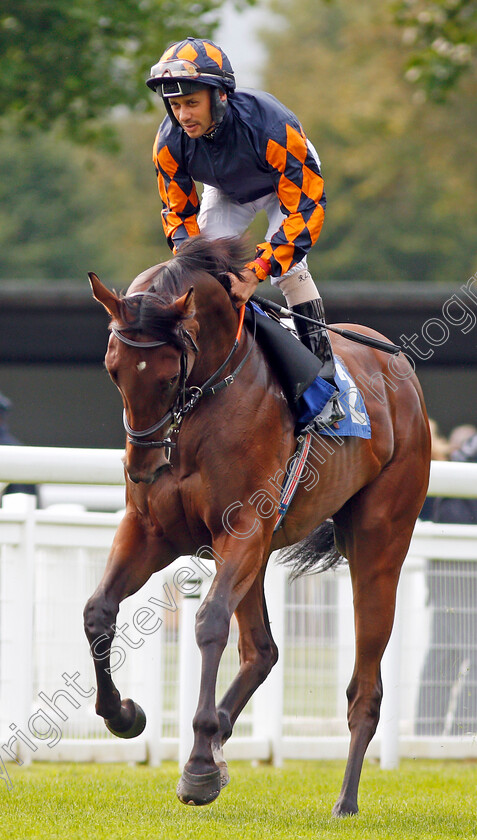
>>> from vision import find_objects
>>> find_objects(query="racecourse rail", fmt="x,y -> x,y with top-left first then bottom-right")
2,445 -> 477,494
1,445 -> 477,771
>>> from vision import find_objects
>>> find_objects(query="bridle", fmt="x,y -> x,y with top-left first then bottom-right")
112,295 -> 255,451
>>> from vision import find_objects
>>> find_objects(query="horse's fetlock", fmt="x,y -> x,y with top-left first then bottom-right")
96,690 -> 121,720
193,709 -> 219,738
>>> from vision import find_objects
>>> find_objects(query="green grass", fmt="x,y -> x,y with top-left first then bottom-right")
2,760 -> 477,840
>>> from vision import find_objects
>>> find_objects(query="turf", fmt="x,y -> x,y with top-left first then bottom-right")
2,759 -> 476,840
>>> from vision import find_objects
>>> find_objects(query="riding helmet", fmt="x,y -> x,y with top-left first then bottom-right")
146,37 -> 235,128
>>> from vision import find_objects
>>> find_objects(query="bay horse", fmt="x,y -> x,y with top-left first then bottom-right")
84,236 -> 430,816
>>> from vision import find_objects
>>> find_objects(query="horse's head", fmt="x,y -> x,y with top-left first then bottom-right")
89,270 -> 198,484
90,236 -> 251,484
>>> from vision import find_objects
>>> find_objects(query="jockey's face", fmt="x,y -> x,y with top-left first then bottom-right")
168,88 -> 227,138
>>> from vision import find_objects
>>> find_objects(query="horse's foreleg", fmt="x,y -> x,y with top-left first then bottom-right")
83,515 -> 172,737
84,581 -> 147,738
176,595 -> 230,806
331,465 -> 426,817
211,568 -> 278,785
176,531 -> 268,806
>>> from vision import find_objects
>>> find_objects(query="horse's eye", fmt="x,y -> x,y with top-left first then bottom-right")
169,374 -> 180,387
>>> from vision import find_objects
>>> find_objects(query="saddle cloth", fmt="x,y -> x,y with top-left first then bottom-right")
300,357 -> 371,439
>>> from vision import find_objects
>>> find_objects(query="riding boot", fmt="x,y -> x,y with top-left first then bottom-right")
291,298 -> 345,428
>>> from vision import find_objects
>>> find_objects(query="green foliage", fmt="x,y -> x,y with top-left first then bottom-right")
0,0 -> 252,143
1,0 -> 476,285
393,0 -> 477,102
0,119 -> 170,284
263,0 -> 477,283
0,128 -> 106,280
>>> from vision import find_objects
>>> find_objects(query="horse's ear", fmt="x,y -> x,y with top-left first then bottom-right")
175,287 -> 195,318
88,272 -> 121,320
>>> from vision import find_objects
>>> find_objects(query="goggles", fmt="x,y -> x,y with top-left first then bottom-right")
151,59 -> 202,80
147,58 -> 234,93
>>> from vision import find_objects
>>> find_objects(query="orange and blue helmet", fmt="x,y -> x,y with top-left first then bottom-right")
146,37 -> 235,128
146,37 -> 236,96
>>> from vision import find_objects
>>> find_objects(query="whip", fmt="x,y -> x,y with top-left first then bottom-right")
250,294 -> 401,356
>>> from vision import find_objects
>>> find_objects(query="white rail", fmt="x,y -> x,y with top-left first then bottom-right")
2,445 -> 477,495
0,446 -> 125,486
1,448 -> 476,772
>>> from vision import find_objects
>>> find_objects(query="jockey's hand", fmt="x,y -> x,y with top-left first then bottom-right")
228,268 -> 261,306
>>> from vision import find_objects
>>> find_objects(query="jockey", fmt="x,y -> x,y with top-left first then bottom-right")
147,36 -> 344,427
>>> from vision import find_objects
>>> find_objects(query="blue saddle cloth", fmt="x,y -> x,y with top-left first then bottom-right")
247,302 -> 371,440
298,357 -> 371,439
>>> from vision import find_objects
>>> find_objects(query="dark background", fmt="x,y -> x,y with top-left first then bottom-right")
1,282 -> 476,449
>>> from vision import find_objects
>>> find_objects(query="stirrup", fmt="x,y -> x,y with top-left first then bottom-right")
310,394 -> 345,430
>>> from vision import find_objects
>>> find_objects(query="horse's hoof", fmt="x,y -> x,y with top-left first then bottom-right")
332,797 -> 358,817
176,768 -> 222,806
105,698 -> 146,739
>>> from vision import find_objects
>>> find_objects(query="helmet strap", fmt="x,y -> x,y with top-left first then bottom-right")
163,97 -> 180,127
210,88 -> 227,126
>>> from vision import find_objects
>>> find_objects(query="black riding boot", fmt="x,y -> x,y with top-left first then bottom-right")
291,298 -> 345,428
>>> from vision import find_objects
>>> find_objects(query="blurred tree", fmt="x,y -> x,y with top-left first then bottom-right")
393,0 -> 477,102
86,114 -> 173,283
0,0 -> 253,144
0,117 -> 170,284
263,0 -> 477,283
0,128 -> 109,280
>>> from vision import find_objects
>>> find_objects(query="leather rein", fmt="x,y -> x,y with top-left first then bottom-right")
112,296 -> 254,451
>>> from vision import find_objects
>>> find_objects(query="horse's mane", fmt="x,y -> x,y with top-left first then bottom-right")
153,236 -> 251,297
117,236 -> 250,349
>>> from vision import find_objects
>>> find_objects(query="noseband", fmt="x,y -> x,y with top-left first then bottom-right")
112,295 -> 255,452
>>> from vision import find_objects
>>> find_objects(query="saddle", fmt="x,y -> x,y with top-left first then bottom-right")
244,303 -> 321,404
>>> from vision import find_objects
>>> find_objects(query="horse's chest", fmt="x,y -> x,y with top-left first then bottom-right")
138,477 -> 209,554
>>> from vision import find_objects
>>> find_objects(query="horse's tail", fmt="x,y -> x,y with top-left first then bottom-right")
277,519 -> 344,580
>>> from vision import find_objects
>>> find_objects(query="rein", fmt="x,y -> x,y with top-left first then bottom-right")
114,301 -> 254,450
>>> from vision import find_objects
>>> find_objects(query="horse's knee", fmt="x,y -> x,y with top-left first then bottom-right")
83,592 -> 117,648
195,601 -> 229,649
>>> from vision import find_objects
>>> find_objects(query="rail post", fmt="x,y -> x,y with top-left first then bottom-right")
178,579 -> 202,770
379,579 -> 403,769
0,494 -> 36,766
252,555 -> 286,767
